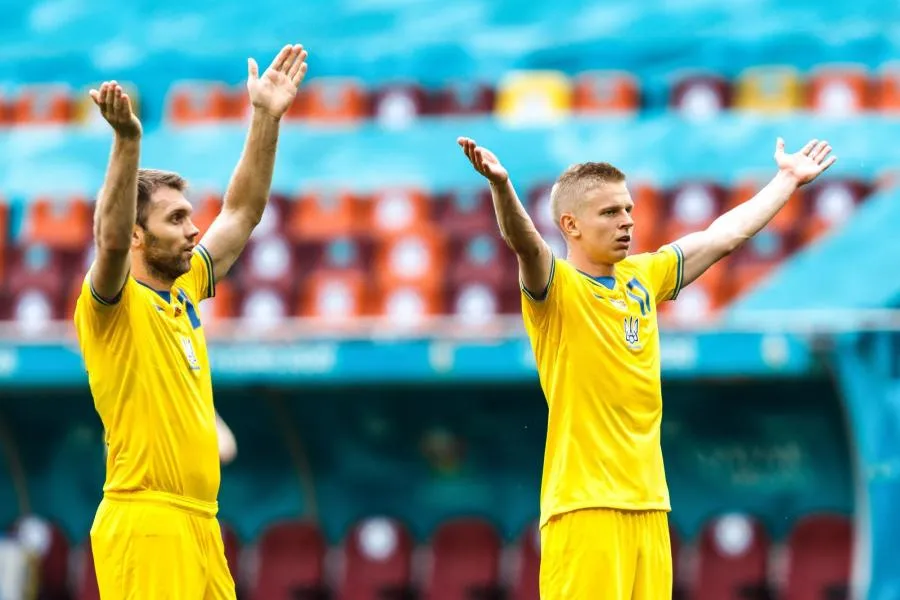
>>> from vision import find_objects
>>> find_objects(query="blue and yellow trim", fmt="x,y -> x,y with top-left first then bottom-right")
670,243 -> 685,300
195,244 -> 216,299
522,254 -> 556,302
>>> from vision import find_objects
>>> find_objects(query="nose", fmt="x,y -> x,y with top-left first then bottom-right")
187,219 -> 200,240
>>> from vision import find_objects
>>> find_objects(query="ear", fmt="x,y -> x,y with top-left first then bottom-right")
132,225 -> 143,249
560,213 -> 580,239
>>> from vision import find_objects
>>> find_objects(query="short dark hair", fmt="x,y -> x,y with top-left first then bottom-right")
136,169 -> 188,228
550,162 -> 627,224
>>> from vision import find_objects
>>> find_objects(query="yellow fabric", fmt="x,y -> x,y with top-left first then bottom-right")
90,496 -> 235,599
522,245 -> 684,528
74,245 -> 220,509
540,508 -> 672,600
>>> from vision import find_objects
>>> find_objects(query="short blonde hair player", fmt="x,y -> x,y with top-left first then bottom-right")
74,44 -> 309,599
457,136 -> 836,599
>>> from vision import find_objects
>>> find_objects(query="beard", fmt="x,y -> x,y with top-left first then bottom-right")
142,230 -> 192,283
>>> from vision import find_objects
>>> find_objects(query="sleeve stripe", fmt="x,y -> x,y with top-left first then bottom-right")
670,243 -> 685,300
522,254 -> 556,302
196,244 -> 216,298
89,277 -> 124,306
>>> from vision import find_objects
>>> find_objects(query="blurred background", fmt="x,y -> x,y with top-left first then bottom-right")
1,0 -> 900,599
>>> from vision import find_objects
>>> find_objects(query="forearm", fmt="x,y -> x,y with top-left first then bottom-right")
221,109 -> 281,223
707,171 -> 799,252
489,179 -> 545,257
95,135 -> 140,250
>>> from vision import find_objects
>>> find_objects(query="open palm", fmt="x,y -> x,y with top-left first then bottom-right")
247,44 -> 309,119
774,137 -> 837,185
458,137 -> 509,184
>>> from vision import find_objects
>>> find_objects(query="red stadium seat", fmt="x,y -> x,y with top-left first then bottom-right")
727,177 -> 803,235
424,517 -> 503,600
165,81 -> 237,124
297,269 -> 371,323
874,62 -> 900,113
629,181 -> 663,253
783,514 -> 853,600
371,83 -> 428,129
237,286 -> 292,331
660,260 -> 729,322
369,187 -> 433,238
235,235 -> 297,299
428,81 -> 496,115
11,84 -> 75,124
11,516 -> 70,600
0,87 -> 13,125
375,283 -> 446,327
288,190 -> 363,242
669,72 -> 731,118
23,194 -> 93,251
373,225 -> 447,293
526,183 -> 557,235
4,244 -> 66,326
250,520 -> 327,600
808,64 -> 871,116
661,181 -> 727,243
292,77 -> 369,123
433,189 -> 497,242
200,278 -> 238,329
76,538 -> 100,600
511,520 -> 540,600
190,192 -> 223,238
337,517 -> 415,600
572,70 -> 641,114
692,514 -> 771,600
800,178 -> 871,246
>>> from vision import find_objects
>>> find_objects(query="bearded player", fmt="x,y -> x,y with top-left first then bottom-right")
457,136 -> 836,598
73,44 -> 308,598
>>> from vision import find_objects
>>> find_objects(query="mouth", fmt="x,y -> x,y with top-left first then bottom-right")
616,235 -> 632,245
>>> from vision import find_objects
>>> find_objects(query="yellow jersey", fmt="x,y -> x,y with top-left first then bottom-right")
74,245 -> 220,514
522,244 -> 684,528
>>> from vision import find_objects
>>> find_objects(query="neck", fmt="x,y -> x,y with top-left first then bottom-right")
566,246 -> 616,279
131,256 -> 174,292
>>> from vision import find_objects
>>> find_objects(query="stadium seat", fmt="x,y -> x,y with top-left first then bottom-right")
432,189 -> 497,242
371,83 -> 428,129
629,181 -> 663,254
76,538 -> 100,600
369,187 -> 433,238
572,70 -> 641,114
783,513 -> 853,600
4,244 -> 66,327
250,193 -> 291,240
669,72 -> 731,119
235,235 -> 297,299
874,62 -> 900,113
727,177 -> 803,235
0,198 -> 8,285
199,278 -> 237,327
800,178 -> 871,245
297,269 -> 371,323
733,66 -> 805,113
0,87 -> 13,125
373,225 -> 446,292
495,70 -> 572,124
424,517 -> 503,600
445,232 -> 518,321
526,183 -> 557,234
237,286 -> 292,331
692,514 -> 771,600
375,283 -> 445,327
22,194 -> 92,251
660,181 -> 727,243
428,81 -> 496,115
189,192 -> 223,238
11,515 -> 70,600
660,260 -> 729,323
165,81 -> 237,124
288,189 -> 363,242
250,520 -> 327,600
11,84 -> 74,124
337,517 -> 415,600
511,520 -> 540,600
807,64 -> 871,116
292,77 -> 369,123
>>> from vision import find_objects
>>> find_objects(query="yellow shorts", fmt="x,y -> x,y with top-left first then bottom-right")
90,493 -> 236,600
540,508 -> 672,600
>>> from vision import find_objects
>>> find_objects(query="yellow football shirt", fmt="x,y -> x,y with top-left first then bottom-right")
74,245 -> 220,513
522,244 -> 684,528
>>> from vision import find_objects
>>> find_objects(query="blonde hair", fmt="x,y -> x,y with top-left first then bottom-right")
549,162 -> 626,228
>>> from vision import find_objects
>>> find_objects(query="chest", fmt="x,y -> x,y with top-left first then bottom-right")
138,291 -> 208,373
566,277 -> 660,354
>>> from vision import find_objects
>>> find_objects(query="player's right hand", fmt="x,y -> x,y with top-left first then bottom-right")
458,137 -> 509,185
89,81 -> 142,139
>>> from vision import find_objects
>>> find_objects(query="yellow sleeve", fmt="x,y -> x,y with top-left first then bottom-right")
73,266 -> 134,335
521,256 -> 569,330
175,244 -> 216,305
638,243 -> 685,303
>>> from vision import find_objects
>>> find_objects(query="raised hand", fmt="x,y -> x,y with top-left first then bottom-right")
89,81 -> 141,139
774,137 -> 837,186
458,137 -> 509,184
247,44 -> 309,119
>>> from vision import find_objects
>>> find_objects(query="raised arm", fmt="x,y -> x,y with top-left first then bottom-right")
200,44 -> 308,281
89,82 -> 143,300
457,138 -> 553,297
675,138 -> 836,288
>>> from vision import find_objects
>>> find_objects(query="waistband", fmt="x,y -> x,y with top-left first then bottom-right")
103,490 -> 218,518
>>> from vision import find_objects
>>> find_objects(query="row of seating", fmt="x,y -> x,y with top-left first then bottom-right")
6,511 -> 852,600
2,62 -> 900,126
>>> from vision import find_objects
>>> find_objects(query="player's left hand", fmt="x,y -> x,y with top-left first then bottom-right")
774,137 -> 837,185
247,43 -> 309,119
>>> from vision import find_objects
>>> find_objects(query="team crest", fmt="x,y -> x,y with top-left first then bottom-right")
180,335 -> 200,370
624,316 -> 641,348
